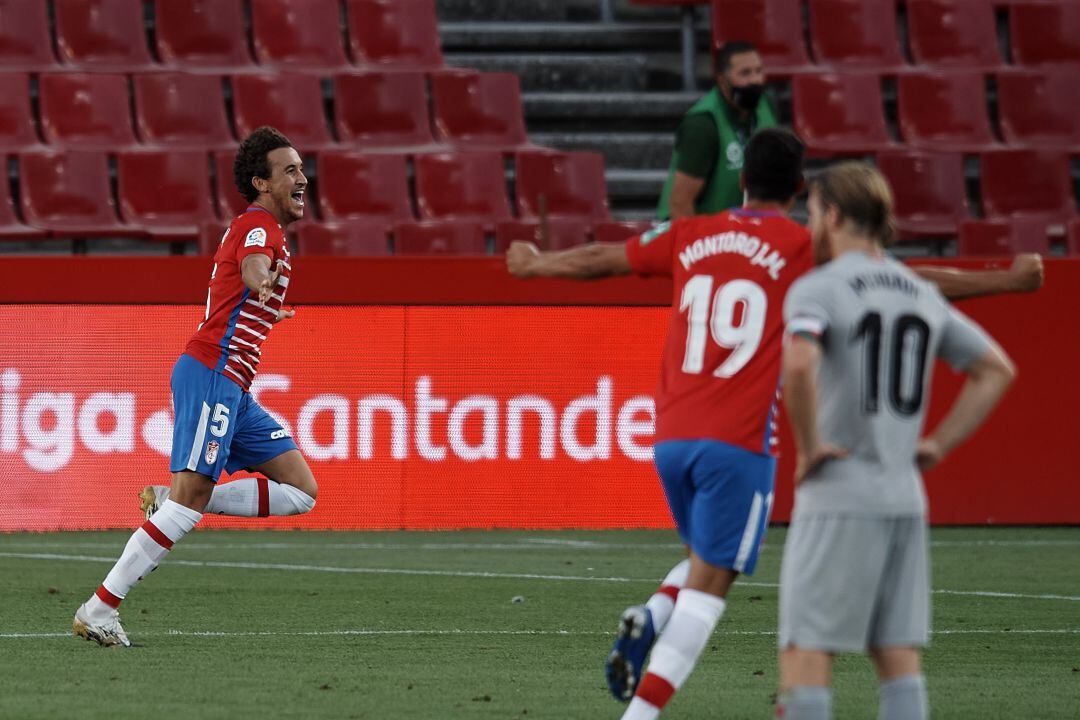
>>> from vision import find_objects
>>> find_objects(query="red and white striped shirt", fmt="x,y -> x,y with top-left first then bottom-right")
185,205 -> 291,391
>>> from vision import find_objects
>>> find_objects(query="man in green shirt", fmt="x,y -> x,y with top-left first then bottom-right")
657,41 -> 778,220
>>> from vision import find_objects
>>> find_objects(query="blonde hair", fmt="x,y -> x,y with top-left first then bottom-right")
812,162 -> 898,247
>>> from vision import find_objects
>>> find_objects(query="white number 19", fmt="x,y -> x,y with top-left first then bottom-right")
679,275 -> 767,378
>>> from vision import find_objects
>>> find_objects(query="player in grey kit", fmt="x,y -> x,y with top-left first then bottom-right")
777,163 -> 1017,720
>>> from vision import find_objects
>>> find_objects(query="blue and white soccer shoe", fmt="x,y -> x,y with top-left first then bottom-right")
605,604 -> 656,701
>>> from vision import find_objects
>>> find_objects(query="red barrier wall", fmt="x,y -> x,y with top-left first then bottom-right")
0,257 -> 1076,528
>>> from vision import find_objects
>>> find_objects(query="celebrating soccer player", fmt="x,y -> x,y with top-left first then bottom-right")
507,127 -> 1041,720
776,163 -> 1015,720
73,127 -> 318,647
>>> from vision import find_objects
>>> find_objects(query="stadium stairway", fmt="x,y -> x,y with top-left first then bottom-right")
438,0 -> 715,221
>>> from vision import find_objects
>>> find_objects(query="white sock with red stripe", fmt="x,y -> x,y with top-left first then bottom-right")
84,500 -> 202,620
204,478 -> 315,517
621,589 -> 727,720
645,558 -> 690,632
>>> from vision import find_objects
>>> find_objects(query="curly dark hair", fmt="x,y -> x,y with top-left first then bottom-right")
743,127 -> 805,203
233,126 -> 293,203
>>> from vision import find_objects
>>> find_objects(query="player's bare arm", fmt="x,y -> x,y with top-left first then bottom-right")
240,254 -> 295,322
916,344 -> 1015,471
782,335 -> 848,483
506,240 -> 634,280
910,254 -> 1044,301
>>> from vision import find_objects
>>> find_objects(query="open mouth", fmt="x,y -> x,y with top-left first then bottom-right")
291,188 -> 305,208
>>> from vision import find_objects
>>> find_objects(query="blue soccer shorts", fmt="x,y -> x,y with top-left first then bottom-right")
654,439 -> 777,575
169,353 -> 298,481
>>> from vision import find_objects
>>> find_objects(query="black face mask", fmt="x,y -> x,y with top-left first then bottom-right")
731,83 -> 765,112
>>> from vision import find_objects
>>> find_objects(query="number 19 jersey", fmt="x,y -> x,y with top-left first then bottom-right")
626,209 -> 814,456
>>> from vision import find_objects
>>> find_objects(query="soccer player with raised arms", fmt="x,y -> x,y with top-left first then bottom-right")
73,127 -> 318,647
777,163 -> 1015,719
507,128 -> 1040,719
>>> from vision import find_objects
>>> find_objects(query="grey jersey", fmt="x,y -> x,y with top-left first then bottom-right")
783,251 -> 994,517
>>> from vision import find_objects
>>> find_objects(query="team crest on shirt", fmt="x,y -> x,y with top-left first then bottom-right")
726,141 -> 744,169
244,227 -> 267,248
205,440 -> 220,465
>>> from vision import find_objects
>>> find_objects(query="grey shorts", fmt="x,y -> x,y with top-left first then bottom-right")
778,514 -> 930,653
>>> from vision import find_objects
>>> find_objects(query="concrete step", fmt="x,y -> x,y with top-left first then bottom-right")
606,167 -> 668,203
445,52 -> 649,92
529,131 -> 674,170
439,21 -> 710,53
523,91 -> 699,120
437,0 -> 709,23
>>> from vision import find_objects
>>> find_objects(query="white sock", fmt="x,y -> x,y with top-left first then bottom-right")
645,558 -> 690,632
204,478 -> 315,517
86,500 -> 202,618
878,675 -> 927,720
622,589 -> 726,720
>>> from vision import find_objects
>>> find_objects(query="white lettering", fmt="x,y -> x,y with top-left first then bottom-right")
560,376 -> 612,462
142,408 -> 173,457
415,376 -> 447,461
2,368 -> 20,452
22,393 -> 74,472
506,395 -> 556,460
77,393 -> 135,453
297,394 -> 349,461
616,396 -> 655,461
357,395 -> 408,460
250,374 -> 295,438
448,395 -> 499,461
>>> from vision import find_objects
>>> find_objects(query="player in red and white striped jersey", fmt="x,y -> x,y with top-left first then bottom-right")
74,127 -> 318,647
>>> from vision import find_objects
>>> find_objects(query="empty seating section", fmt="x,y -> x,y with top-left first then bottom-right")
251,0 -> 349,70
897,72 -> 996,153
0,0 -> 1077,256
907,0 -> 1003,70
155,0 -> 255,71
54,0 -> 155,70
134,74 -> 234,148
431,72 -> 530,150
347,0 -> 444,69
792,73 -> 893,155
711,0 -> 809,75
0,0 -> 56,69
875,151 -> 968,238
333,73 -> 434,148
39,74 -> 138,150
996,70 -> 1080,151
808,0 -> 905,71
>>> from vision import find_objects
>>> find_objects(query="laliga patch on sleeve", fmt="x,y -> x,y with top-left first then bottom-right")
639,221 -> 671,246
244,227 -> 267,248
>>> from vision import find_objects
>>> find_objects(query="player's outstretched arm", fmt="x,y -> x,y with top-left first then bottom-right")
506,241 -> 633,280
240,254 -> 295,322
782,335 -> 848,483
910,254 -> 1044,301
916,345 -> 1016,471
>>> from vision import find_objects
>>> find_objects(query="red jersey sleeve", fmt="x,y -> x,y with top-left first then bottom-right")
234,217 -> 283,265
625,220 -> 677,277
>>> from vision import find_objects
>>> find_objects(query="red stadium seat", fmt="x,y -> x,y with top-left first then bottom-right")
414,152 -> 512,229
296,222 -> 391,255
213,149 -> 249,220
0,0 -> 57,69
117,150 -> 215,239
808,0 -> 906,71
1068,220 -> 1080,257
1010,2 -> 1080,66
897,72 -> 997,153
231,74 -> 333,151
875,151 -> 969,238
134,74 -> 234,148
959,218 -> 1051,256
0,173 -> 45,240
996,70 -> 1080,152
431,72 -> 529,151
155,0 -> 256,72
711,0 -> 811,75
346,0 -> 444,70
53,0 -> 155,70
906,0 -> 1003,70
980,150 -> 1076,227
39,73 -> 138,150
333,73 -> 436,148
0,74 -> 42,151
792,73 -> 894,155
19,151 -> 138,236
316,151 -> 413,225
251,0 -> 349,70
197,219 -> 229,256
394,220 -> 487,255
494,218 -> 591,252
593,220 -> 656,244
515,151 -> 611,222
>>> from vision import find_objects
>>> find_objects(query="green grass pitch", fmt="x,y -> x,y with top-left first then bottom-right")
1,527 -> 1078,719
